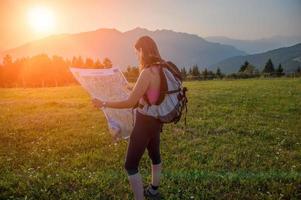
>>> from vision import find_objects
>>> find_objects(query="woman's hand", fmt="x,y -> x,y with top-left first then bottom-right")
89,69 -> 150,109
92,98 -> 103,108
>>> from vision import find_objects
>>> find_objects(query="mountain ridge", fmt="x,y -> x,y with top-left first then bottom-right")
1,27 -> 246,69
212,43 -> 301,74
206,35 -> 301,54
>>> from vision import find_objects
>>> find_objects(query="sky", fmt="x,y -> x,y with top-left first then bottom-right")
1,0 -> 301,51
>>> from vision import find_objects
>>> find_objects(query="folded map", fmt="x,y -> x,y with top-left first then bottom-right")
70,67 -> 135,141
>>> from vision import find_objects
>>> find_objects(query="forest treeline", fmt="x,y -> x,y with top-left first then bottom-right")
182,59 -> 301,80
0,54 -> 300,87
0,54 -> 120,87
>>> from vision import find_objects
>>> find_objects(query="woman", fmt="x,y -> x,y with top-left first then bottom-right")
92,36 -> 164,200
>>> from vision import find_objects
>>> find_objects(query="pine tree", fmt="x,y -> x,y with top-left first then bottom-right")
180,67 -> 187,79
191,65 -> 200,77
202,68 -> 208,79
262,59 -> 275,74
188,67 -> 192,75
244,65 -> 256,74
72,56 -> 84,67
103,57 -> 112,68
3,54 -> 13,66
85,57 -> 94,67
239,61 -> 249,72
216,67 -> 222,78
276,64 -> 284,76
94,59 -> 104,68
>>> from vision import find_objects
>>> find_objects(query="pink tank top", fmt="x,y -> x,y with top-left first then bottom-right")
142,66 -> 160,105
146,88 -> 160,104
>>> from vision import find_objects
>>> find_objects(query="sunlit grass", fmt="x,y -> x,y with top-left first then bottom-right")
0,78 -> 301,199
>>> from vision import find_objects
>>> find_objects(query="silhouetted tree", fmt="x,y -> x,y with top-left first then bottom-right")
94,59 -> 104,68
188,67 -> 192,75
207,69 -> 214,79
0,64 -> 3,86
244,65 -> 256,74
51,55 -> 73,86
85,57 -> 94,67
103,57 -> 112,68
262,58 -> 275,74
216,67 -> 223,78
0,54 -> 117,87
3,54 -> 13,66
202,68 -> 208,79
72,56 -> 84,67
2,54 -> 22,87
180,67 -> 187,79
191,65 -> 200,77
276,64 -> 284,76
123,65 -> 139,82
239,61 -> 249,72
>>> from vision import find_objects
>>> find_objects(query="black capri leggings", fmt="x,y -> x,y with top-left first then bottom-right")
124,110 -> 163,175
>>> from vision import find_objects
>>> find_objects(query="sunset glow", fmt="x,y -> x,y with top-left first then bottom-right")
27,6 -> 56,33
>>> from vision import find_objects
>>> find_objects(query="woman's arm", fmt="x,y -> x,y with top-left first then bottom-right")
92,69 -> 150,109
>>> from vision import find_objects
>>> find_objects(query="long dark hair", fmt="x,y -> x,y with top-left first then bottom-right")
134,36 -> 162,69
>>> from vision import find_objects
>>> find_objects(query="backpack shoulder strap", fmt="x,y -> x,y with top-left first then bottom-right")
163,61 -> 183,81
155,66 -> 168,105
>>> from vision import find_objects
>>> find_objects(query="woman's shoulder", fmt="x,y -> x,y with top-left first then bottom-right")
145,66 -> 160,74
141,67 -> 156,75
138,68 -> 152,81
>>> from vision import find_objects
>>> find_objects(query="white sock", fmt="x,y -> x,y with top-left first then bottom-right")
128,172 -> 144,200
151,163 -> 162,187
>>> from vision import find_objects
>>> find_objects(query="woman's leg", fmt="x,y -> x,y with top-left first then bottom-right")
124,113 -> 151,199
151,163 -> 162,187
147,123 -> 162,188
127,172 -> 144,200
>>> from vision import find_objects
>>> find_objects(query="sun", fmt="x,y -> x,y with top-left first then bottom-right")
27,6 -> 56,33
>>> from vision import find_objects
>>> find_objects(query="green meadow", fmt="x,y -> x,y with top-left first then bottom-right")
0,78 -> 300,199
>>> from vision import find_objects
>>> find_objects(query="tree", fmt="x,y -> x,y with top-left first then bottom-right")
72,56 -> 84,67
94,59 -> 104,68
103,57 -> 112,68
202,68 -> 208,79
180,67 -> 187,79
85,57 -> 94,67
216,67 -> 222,78
262,58 -> 275,74
207,69 -> 214,79
276,64 -> 284,76
0,54 -> 115,87
3,54 -> 13,66
239,61 -> 249,72
244,65 -> 256,74
191,65 -> 200,77
188,67 -> 192,75
123,65 -> 139,82
296,66 -> 301,73
51,55 -> 71,86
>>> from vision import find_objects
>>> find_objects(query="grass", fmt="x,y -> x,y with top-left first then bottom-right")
0,78 -> 301,199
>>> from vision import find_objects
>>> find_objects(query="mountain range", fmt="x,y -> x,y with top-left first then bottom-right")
1,27 -> 300,74
205,35 -> 301,54
212,43 -> 301,74
0,27 -> 245,70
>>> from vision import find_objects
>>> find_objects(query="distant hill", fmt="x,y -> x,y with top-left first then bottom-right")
212,43 -> 301,74
205,35 -> 301,54
1,27 -> 245,69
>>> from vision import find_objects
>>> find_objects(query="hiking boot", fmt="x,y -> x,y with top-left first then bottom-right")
143,185 -> 160,200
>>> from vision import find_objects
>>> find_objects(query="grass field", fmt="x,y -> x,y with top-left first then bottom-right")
1,78 -> 301,199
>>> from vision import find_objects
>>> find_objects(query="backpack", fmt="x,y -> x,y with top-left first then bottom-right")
136,61 -> 188,125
